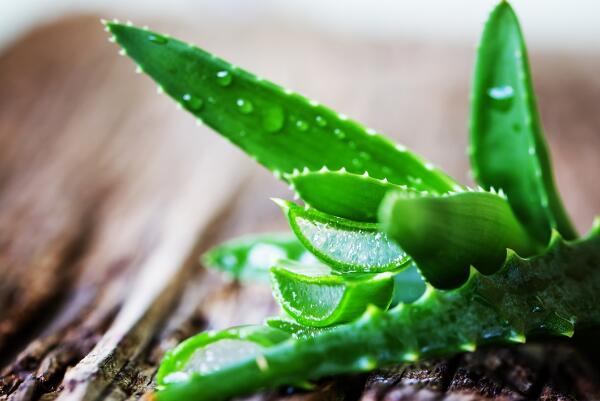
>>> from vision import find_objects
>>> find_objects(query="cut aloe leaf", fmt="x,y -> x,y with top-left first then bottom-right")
470,2 -> 576,243
379,190 -> 543,289
391,263 -> 427,305
287,168 -> 426,222
202,233 -> 314,281
270,260 -> 394,327
265,316 -> 333,339
106,22 -> 458,192
275,199 -> 409,273
156,325 -> 290,388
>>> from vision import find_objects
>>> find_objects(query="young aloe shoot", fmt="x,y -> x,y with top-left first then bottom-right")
105,2 -> 599,400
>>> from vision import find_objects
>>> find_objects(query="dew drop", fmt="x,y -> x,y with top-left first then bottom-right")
236,98 -> 254,114
262,106 -> 285,133
182,93 -> 203,111
333,128 -> 346,140
352,158 -> 363,168
487,85 -> 514,112
296,120 -> 309,131
359,152 -> 371,161
148,34 -> 168,45
216,70 -> 233,86
315,115 -> 327,127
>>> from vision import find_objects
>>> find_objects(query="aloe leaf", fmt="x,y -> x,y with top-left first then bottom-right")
287,168 -> 424,222
202,233 -> 313,281
390,263 -> 427,305
156,226 -> 600,401
270,260 -> 394,327
275,199 -> 409,273
265,316 -> 333,339
105,22 -> 458,192
156,325 -> 290,388
379,190 -> 542,289
470,1 -> 576,243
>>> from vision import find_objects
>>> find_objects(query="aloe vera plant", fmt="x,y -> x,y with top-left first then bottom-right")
106,2 -> 600,400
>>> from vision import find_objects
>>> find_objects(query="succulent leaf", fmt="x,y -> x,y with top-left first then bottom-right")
265,316 -> 333,339
470,1 -> 576,243
270,260 -> 394,327
379,190 -> 542,289
156,228 -> 600,401
106,22 -> 458,192
275,199 -> 410,273
390,263 -> 427,305
287,168 -> 425,222
156,325 -> 290,388
202,233 -> 311,281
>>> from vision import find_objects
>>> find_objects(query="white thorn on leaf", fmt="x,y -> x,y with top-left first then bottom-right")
302,166 -> 310,174
319,166 -> 329,173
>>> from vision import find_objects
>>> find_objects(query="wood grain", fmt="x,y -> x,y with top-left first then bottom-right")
0,14 -> 599,401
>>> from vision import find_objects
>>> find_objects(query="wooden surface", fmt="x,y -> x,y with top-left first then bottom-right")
0,14 -> 599,401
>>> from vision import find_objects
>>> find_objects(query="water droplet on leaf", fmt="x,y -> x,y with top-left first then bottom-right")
487,85 -> 514,112
216,70 -> 233,86
296,120 -> 309,131
182,93 -> 203,111
315,115 -> 327,127
148,34 -> 168,44
333,128 -> 346,139
236,98 -> 254,114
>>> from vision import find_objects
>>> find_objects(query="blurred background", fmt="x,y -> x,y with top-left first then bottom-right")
1,1 -> 599,400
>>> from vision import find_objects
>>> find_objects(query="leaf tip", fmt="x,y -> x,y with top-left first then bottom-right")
271,198 -> 292,211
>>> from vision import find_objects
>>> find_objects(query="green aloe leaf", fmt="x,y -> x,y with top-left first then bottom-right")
275,199 -> 410,273
202,233 -> 312,281
265,316 -> 333,339
390,263 -> 427,305
156,227 -> 600,401
379,189 -> 543,289
287,168 -> 426,222
106,22 -> 458,192
470,1 -> 576,243
270,260 -> 394,327
156,325 -> 290,388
